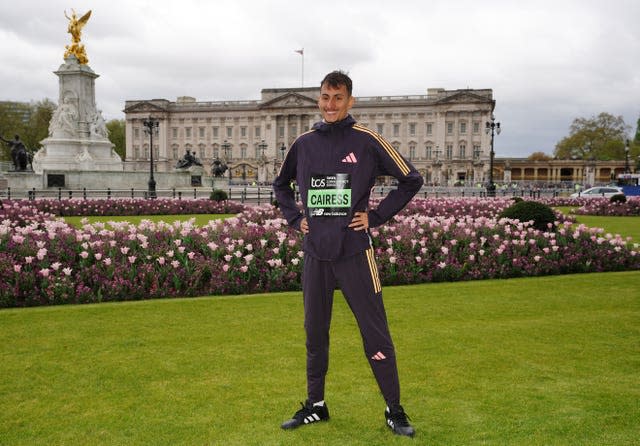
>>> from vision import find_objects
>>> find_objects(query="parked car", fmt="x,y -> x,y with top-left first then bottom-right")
570,186 -> 625,198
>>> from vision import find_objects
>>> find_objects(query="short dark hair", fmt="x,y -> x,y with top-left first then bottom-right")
320,70 -> 352,96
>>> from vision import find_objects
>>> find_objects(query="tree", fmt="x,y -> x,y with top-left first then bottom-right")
0,101 -> 31,161
528,151 -> 552,161
22,99 -> 56,151
106,119 -> 125,160
554,112 -> 630,160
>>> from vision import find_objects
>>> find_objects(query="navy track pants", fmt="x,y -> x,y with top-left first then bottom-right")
302,247 -> 401,407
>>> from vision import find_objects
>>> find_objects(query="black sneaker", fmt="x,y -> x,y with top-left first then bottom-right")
385,404 -> 415,437
281,400 -> 330,429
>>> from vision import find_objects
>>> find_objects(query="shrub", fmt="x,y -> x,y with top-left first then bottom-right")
610,194 -> 626,204
499,200 -> 556,231
210,189 -> 228,202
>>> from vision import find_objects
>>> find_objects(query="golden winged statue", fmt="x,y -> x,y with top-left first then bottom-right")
63,9 -> 92,64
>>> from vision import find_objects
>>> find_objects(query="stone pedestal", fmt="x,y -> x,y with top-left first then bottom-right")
212,177 -> 228,190
32,55 -> 123,174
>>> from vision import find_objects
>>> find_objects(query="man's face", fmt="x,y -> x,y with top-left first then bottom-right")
318,83 -> 354,123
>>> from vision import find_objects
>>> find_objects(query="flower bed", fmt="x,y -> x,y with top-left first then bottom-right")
18,198 -> 247,216
1,198 -> 638,307
540,196 -> 640,216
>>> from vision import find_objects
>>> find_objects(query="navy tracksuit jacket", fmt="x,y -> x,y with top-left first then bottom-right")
273,115 -> 423,406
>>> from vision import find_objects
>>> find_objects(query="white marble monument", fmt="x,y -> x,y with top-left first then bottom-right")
32,55 -> 123,173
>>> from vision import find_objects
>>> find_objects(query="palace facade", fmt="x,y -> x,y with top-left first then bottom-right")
123,87 -> 629,187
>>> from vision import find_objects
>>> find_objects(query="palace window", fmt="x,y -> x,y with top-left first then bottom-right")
425,145 -> 432,159
226,127 -> 233,138
460,122 -> 467,134
212,127 -> 219,138
240,126 -> 247,138
426,122 -> 433,135
473,122 -> 480,134
446,144 -> 453,159
172,128 -> 178,139
393,123 -> 400,137
199,127 -> 205,138
377,123 -> 384,135
255,126 -> 261,138
185,128 -> 192,139
447,122 -> 453,135
459,144 -> 466,158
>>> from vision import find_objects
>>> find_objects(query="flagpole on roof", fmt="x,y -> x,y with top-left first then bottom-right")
295,48 -> 304,88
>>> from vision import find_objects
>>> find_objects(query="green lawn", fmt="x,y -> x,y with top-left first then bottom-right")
63,214 -> 233,228
1,271 -> 639,445
555,207 -> 640,243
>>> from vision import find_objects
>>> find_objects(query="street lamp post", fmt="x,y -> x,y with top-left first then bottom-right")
258,139 -> 267,158
142,117 -> 159,198
624,139 -> 630,173
221,140 -> 231,183
221,140 -> 231,161
280,143 -> 286,160
485,114 -> 501,197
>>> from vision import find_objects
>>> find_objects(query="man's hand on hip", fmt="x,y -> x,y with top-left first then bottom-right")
348,211 -> 369,231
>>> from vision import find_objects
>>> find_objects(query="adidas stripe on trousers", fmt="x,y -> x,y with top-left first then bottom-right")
302,247 -> 401,407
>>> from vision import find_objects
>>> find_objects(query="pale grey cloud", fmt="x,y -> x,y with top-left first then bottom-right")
1,0 -> 638,157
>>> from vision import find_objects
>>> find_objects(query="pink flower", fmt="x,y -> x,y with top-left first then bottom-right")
11,234 -> 24,244
187,252 -> 195,260
224,254 -> 232,262
171,260 -> 180,268
389,256 -> 397,264
80,251 -> 89,259
103,258 -> 112,266
157,257 -> 166,265
37,248 -> 47,260
291,258 -> 300,265
13,264 -> 21,273
240,265 -> 248,273
51,262 -> 61,271
120,246 -> 130,255
223,264 -> 230,272
39,268 -> 50,277
438,262 -> 447,269
128,256 -> 137,264
94,253 -> 102,260
63,267 -> 73,276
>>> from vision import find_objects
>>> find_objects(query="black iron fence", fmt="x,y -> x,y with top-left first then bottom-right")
1,185 -> 570,204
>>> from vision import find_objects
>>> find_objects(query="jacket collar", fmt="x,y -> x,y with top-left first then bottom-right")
312,114 -> 356,133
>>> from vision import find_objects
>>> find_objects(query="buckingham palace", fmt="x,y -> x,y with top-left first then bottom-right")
124,86 -> 498,186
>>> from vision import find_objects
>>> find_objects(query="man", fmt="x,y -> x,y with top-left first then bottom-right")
273,70 -> 423,437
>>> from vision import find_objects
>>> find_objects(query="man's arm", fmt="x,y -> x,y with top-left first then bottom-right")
367,137 -> 424,228
273,145 -> 305,231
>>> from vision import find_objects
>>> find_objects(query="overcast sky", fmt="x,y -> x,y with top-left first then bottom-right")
1,0 -> 638,157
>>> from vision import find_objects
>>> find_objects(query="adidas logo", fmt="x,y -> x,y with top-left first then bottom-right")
341,152 -> 357,163
304,413 -> 322,424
